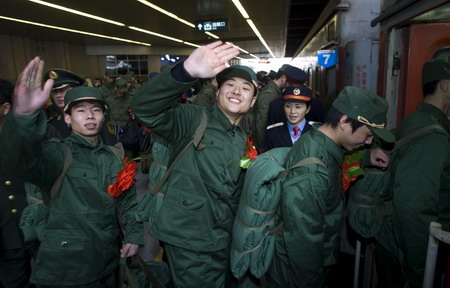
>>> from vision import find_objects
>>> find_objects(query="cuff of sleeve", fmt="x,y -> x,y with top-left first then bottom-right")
171,61 -> 197,83
13,109 -> 47,134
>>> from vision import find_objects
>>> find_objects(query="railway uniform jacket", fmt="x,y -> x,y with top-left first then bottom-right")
131,66 -> 247,252
0,110 -> 143,286
0,166 -> 28,251
268,124 -> 345,288
376,102 -> 450,286
265,121 -> 311,150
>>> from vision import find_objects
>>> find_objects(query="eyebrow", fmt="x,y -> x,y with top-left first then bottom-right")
73,102 -> 102,109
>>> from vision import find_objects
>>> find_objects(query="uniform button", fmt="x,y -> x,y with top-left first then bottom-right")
182,200 -> 188,206
8,195 -> 14,200
5,181 -> 12,186
61,241 -> 69,247
11,209 -> 17,213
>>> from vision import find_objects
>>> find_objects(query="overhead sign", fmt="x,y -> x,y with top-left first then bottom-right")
317,50 -> 338,68
195,19 -> 229,32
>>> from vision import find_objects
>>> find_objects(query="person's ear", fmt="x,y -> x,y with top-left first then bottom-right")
1,102 -> 11,115
439,79 -> 449,93
64,113 -> 71,124
338,115 -> 350,130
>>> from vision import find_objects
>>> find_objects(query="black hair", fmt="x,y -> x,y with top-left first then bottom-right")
423,80 -> 439,97
325,106 -> 364,132
0,79 -> 14,104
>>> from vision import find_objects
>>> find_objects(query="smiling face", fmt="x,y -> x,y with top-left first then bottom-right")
64,101 -> 105,143
216,77 -> 256,124
284,101 -> 310,126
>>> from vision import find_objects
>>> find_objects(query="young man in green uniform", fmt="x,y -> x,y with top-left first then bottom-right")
252,66 -> 289,153
132,41 -> 256,287
375,61 -> 450,288
267,86 -> 395,287
0,57 -> 143,287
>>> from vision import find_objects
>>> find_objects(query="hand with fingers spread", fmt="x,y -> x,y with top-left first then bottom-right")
183,41 -> 240,79
14,56 -> 54,116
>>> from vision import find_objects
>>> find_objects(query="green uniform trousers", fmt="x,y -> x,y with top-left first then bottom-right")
164,243 -> 238,288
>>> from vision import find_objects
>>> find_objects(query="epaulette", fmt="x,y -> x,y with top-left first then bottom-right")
266,122 -> 284,130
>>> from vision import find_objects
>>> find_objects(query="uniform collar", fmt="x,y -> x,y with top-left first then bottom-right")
212,104 -> 246,134
417,102 -> 450,132
310,123 -> 345,167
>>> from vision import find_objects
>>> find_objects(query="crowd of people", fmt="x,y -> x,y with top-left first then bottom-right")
0,40 -> 449,288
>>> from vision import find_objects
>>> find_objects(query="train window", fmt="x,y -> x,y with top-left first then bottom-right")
327,20 -> 336,42
105,55 -> 148,77
432,46 -> 450,62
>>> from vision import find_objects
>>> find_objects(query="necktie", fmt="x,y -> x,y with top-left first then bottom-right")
293,126 -> 300,136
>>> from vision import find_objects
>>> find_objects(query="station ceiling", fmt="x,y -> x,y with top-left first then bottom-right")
0,0 -> 330,59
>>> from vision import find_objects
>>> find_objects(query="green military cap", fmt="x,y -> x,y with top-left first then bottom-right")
122,73 -> 133,82
115,78 -> 128,93
422,60 -> 450,86
332,86 -> 395,143
64,86 -> 107,113
43,69 -> 85,90
216,65 -> 258,95
105,69 -> 118,78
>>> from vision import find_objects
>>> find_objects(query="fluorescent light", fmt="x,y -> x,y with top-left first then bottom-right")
129,26 -> 183,42
205,32 -> 220,39
136,0 -> 195,27
183,42 -> 201,48
231,0 -> 275,58
246,19 -> 274,58
28,0 -> 125,26
0,16 -> 151,46
231,0 -> 249,19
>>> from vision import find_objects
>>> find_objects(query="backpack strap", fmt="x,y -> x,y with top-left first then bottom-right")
268,157 -> 326,236
277,157 -> 326,179
370,124 -> 446,223
393,124 -> 446,152
150,111 -> 208,196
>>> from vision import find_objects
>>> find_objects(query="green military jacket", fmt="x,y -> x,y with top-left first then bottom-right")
105,92 -> 133,127
0,111 -> 143,286
268,125 -> 345,288
132,68 -> 247,252
376,102 -> 450,286
253,81 -> 281,151
195,81 -> 218,107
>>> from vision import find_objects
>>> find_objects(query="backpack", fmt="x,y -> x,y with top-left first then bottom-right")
347,124 -> 447,239
19,142 -> 124,242
135,112 -> 208,225
230,147 -> 325,279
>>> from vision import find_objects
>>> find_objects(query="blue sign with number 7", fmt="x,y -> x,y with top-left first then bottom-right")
317,50 -> 338,68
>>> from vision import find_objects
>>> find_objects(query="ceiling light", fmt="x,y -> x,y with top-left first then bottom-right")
231,0 -> 275,58
28,0 -> 125,26
183,42 -> 201,48
0,16 -> 151,46
129,26 -> 183,42
136,0 -> 195,27
205,32 -> 220,39
231,0 -> 249,19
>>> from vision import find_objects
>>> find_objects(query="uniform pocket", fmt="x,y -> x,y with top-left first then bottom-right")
35,231 -> 101,283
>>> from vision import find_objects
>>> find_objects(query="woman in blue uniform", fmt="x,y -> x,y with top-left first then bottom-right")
266,85 -> 312,150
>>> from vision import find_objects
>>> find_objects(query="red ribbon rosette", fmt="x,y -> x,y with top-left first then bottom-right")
341,150 -> 365,192
240,138 -> 258,169
108,157 -> 137,198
